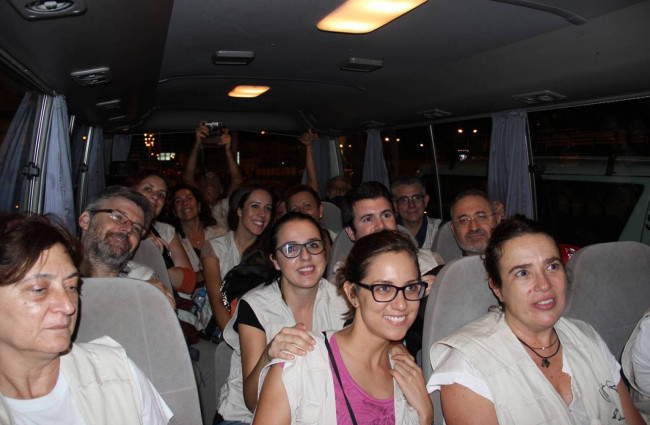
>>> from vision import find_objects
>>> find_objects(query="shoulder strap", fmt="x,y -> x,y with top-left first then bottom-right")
323,331 -> 358,425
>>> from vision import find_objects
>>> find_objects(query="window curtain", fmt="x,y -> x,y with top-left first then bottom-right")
111,134 -> 132,161
42,95 -> 76,232
86,127 -> 106,205
362,129 -> 390,188
0,92 -> 37,213
488,110 -> 533,218
302,136 -> 344,196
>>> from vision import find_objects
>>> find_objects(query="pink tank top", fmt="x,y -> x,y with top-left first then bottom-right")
328,334 -> 395,425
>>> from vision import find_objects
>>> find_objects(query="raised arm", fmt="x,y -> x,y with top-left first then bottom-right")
299,129 -> 320,195
183,123 -> 209,186
220,128 -> 243,197
240,322 -> 315,412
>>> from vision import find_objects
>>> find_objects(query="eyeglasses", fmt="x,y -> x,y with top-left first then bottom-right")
275,240 -> 326,258
89,209 -> 146,238
394,194 -> 425,205
356,281 -> 427,302
453,212 -> 495,228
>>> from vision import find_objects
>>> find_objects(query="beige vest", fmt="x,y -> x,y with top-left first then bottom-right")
431,311 -> 625,425
256,331 -> 421,425
0,336 -> 142,425
218,279 -> 348,422
621,309 -> 650,422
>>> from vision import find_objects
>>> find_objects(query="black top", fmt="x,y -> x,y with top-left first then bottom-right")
233,299 -> 263,333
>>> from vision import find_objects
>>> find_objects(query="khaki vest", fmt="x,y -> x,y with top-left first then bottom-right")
431,311 -> 626,425
621,309 -> 650,423
0,336 -> 142,425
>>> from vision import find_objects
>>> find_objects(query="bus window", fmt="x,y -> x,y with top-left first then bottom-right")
432,117 -> 492,220
529,98 -> 650,245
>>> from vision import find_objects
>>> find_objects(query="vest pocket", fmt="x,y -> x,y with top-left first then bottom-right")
295,401 -> 321,424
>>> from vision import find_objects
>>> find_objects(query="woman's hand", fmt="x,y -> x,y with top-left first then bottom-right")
148,234 -> 168,254
266,323 -> 316,361
390,353 -> 434,425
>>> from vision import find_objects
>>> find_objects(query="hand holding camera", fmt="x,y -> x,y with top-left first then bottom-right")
196,121 -> 229,147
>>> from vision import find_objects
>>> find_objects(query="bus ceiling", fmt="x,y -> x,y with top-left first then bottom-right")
0,0 -> 649,134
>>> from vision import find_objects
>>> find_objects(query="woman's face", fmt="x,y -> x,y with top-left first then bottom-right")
490,233 -> 566,335
237,189 -> 272,236
134,175 -> 168,218
0,244 -> 79,360
271,219 -> 326,290
346,251 -> 420,343
173,188 -> 199,222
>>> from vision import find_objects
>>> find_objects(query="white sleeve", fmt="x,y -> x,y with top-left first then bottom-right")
127,359 -> 174,425
592,329 -> 622,384
632,316 -> 650,394
426,348 -> 494,402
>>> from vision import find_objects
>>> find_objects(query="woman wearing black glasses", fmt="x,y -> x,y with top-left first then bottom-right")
216,212 -> 348,425
253,230 -> 434,425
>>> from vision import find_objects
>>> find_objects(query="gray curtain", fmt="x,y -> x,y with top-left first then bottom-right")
362,129 -> 390,188
0,92 -> 36,213
488,110 -> 533,218
42,95 -> 76,232
112,134 -> 132,161
86,127 -> 106,205
302,136 -> 344,197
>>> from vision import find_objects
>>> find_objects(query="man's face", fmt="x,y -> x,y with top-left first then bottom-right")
451,195 -> 500,255
327,180 -> 349,198
393,184 -> 429,225
345,197 -> 397,241
79,197 -> 145,272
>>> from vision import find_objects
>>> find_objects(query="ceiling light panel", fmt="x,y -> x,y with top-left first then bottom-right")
318,0 -> 428,34
228,85 -> 270,98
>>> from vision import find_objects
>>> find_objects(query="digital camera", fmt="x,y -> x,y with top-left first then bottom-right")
204,121 -> 224,136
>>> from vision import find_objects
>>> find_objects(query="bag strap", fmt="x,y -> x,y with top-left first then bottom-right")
322,331 -> 358,425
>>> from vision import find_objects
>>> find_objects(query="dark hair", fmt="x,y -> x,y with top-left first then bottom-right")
123,170 -> 167,190
341,181 -> 393,230
391,176 -> 426,197
285,185 -> 322,207
0,213 -> 83,286
326,175 -> 352,193
169,184 -> 217,236
84,186 -> 154,229
336,230 -> 420,321
268,212 -> 326,261
484,215 -> 558,288
449,189 -> 492,219
227,185 -> 274,231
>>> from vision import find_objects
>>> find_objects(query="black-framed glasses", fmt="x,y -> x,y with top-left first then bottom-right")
394,194 -> 425,205
275,240 -> 325,258
356,281 -> 427,302
453,212 -> 495,228
89,209 -> 146,238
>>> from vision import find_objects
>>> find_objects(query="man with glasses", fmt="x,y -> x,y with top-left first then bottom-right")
450,189 -> 502,256
391,177 -> 441,249
78,186 -> 174,306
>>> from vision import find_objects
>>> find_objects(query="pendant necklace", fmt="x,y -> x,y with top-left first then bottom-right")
516,335 -> 561,368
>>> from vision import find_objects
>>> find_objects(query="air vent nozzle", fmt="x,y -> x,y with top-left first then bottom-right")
340,58 -> 383,72
212,50 -> 255,65
417,108 -> 452,119
96,99 -> 121,110
71,67 -> 111,86
8,0 -> 86,19
513,90 -> 566,105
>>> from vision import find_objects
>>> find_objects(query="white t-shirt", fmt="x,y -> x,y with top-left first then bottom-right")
427,331 -> 620,425
5,359 -> 173,425
632,315 -> 650,394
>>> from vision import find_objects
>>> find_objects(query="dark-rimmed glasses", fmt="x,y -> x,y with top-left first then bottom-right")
89,209 -> 146,238
356,281 -> 427,302
275,240 -> 325,258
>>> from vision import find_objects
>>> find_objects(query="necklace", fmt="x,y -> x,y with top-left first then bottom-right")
517,336 -> 561,368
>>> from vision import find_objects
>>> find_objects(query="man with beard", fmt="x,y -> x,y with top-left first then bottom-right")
78,186 -> 174,307
450,189 -> 501,256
